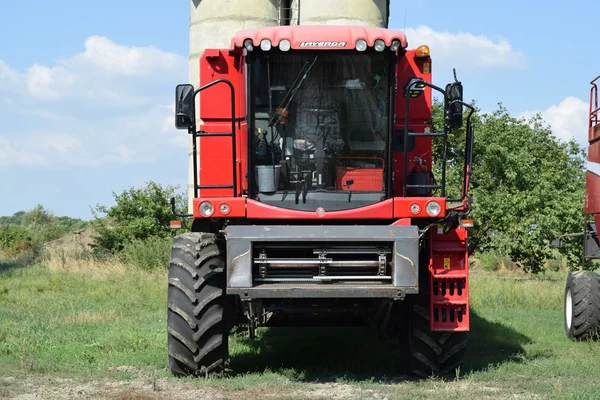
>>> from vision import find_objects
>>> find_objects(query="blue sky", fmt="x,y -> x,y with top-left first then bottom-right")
0,0 -> 598,219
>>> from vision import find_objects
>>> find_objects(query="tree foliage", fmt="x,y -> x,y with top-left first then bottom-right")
0,205 -> 88,259
92,181 -> 187,254
433,102 -> 586,272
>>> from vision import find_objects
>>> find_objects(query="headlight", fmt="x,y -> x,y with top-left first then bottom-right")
390,40 -> 401,52
410,203 -> 421,214
243,39 -> 254,52
355,40 -> 367,52
426,201 -> 441,217
260,39 -> 272,51
374,39 -> 386,52
219,203 -> 231,215
279,39 -> 291,52
199,201 -> 214,217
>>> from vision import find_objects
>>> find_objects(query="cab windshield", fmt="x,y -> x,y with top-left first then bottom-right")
250,50 -> 391,212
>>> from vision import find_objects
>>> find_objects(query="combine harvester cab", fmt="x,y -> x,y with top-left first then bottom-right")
168,26 -> 476,377
564,75 -> 600,340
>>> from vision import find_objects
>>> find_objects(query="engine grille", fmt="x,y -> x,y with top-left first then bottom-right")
252,241 -> 392,284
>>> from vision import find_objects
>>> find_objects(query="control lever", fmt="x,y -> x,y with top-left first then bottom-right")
344,179 -> 354,203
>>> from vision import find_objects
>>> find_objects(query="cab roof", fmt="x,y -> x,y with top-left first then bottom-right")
231,25 -> 407,51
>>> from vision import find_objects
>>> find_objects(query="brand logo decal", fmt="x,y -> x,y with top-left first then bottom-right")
299,41 -> 347,48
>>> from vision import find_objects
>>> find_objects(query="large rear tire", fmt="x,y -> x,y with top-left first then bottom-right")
408,295 -> 467,378
167,233 -> 229,376
564,271 -> 600,340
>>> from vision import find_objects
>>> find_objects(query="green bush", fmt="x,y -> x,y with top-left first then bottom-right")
478,252 -> 517,272
0,225 -> 33,258
119,236 -> 173,271
92,181 -> 187,254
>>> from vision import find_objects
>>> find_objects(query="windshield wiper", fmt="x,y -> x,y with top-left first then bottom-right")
268,56 -> 319,128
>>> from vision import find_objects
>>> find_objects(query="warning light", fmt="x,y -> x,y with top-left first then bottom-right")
415,45 -> 430,58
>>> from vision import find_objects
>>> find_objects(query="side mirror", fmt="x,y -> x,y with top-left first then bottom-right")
445,82 -> 463,129
175,84 -> 196,130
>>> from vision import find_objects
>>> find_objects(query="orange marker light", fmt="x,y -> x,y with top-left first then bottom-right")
415,45 -> 430,58
170,221 -> 183,229
460,219 -> 474,228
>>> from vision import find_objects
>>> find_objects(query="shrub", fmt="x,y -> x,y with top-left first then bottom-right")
92,181 -> 187,254
119,236 -> 173,271
0,225 -> 33,258
478,252 -> 517,272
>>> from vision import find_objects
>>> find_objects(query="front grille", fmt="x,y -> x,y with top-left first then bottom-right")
252,241 -> 392,284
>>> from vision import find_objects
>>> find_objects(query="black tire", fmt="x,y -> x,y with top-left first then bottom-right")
167,232 -> 229,376
408,295 -> 467,378
564,271 -> 600,340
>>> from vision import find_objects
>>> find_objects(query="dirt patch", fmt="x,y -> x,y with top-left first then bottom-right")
44,228 -> 96,254
0,374 -> 398,400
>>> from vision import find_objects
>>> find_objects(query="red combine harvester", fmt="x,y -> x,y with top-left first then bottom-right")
564,75 -> 600,340
169,26 -> 476,377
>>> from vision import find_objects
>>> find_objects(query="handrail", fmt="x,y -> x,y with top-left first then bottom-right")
591,76 -> 599,129
403,81 -> 448,197
191,79 -> 237,198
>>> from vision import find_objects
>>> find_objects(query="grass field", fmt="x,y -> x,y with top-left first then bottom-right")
1,261 -> 600,399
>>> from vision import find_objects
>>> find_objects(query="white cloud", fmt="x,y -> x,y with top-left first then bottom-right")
71,36 -> 184,76
0,137 -> 46,166
520,97 -> 589,146
404,26 -> 526,70
0,36 -> 187,168
27,64 -> 78,99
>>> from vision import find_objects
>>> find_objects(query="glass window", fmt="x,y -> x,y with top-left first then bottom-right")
251,51 -> 391,212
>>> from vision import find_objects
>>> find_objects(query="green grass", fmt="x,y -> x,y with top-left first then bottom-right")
1,263 -> 600,399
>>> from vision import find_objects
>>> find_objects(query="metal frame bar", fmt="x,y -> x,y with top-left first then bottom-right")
590,75 -> 600,130
403,81 -> 448,197
402,81 -> 476,204
190,79 -> 237,198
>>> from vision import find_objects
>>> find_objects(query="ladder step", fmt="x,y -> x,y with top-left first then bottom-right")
405,184 -> 442,189
196,132 -> 233,137
408,132 -> 445,137
197,185 -> 234,189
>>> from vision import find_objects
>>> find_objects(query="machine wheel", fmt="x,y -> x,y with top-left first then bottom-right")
408,295 -> 467,378
564,271 -> 600,340
167,233 -> 229,376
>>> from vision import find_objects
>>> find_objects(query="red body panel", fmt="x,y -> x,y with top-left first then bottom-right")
192,197 -> 246,218
429,227 -> 470,331
393,198 -> 446,219
246,198 -> 394,220
586,77 -> 600,218
393,50 -> 433,196
586,141 -> 600,215
231,25 -> 407,51
198,49 -> 246,197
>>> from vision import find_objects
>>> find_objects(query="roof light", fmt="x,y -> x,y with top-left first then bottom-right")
391,40 -> 401,52
356,40 -> 367,52
374,39 -> 386,52
260,39 -> 272,51
279,39 -> 291,52
244,39 -> 254,52
415,45 -> 430,58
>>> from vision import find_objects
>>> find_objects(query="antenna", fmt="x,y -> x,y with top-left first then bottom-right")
403,8 -> 408,31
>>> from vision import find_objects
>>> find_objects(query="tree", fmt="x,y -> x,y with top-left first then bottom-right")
92,181 -> 187,253
432,103 -> 586,272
